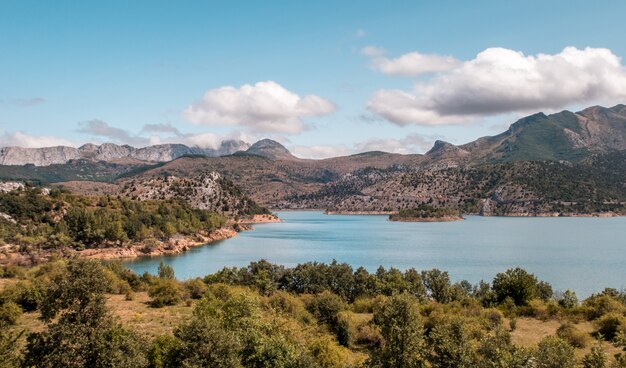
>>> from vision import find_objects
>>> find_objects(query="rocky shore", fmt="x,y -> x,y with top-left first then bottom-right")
79,227 -> 238,260
240,214 -> 282,223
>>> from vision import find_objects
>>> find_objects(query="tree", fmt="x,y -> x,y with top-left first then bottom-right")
421,269 -> 452,303
558,290 -> 579,309
158,262 -> 175,280
23,259 -> 147,368
429,318 -> 476,368
371,293 -> 427,368
492,268 -> 539,306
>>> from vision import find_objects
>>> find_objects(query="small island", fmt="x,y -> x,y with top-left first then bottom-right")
389,205 -> 464,222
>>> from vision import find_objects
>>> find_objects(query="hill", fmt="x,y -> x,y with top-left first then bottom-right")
1,104 -> 625,215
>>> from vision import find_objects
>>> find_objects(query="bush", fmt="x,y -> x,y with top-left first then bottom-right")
268,291 -> 312,324
583,294 -> 624,320
534,336 -> 575,368
0,302 -> 22,327
149,279 -> 183,308
582,342 -> 607,368
184,279 -> 207,299
596,313 -> 625,340
305,291 -> 346,329
556,322 -> 589,348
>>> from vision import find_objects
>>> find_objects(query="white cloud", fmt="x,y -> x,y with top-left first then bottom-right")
368,46 -> 626,126
182,81 -> 336,134
360,46 -> 385,58
0,131 -> 76,148
291,133 -> 438,159
365,49 -> 461,76
78,119 -> 149,146
291,145 -> 353,159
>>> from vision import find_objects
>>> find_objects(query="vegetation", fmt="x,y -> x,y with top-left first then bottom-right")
2,259 -> 625,367
389,204 -> 461,221
0,186 -> 226,251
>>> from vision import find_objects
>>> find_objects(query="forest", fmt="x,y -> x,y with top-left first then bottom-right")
0,259 -> 625,367
0,186 -> 227,251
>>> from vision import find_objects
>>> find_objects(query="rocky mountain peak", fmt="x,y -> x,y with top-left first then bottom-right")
245,139 -> 297,160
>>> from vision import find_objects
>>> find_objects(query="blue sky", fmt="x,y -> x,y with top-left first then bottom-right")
1,0 -> 626,157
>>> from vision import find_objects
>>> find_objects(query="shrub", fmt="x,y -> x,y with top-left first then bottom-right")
268,291 -> 312,324
149,279 -> 183,308
0,302 -> 22,327
184,279 -> 207,299
305,291 -> 346,329
582,342 -> 607,368
556,322 -> 589,348
534,336 -> 575,368
596,313 -> 625,340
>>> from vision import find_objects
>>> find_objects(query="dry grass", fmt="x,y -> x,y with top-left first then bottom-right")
510,317 -> 561,346
510,317 -> 623,360
106,293 -> 195,337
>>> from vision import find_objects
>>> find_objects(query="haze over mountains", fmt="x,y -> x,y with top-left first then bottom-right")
1,104 -> 625,167
1,104 -> 626,216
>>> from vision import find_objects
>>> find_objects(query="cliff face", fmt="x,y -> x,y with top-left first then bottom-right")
0,140 -> 250,166
0,146 -> 81,166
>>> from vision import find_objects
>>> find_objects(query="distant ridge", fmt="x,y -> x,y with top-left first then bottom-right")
0,140 -> 251,166
1,104 -> 626,166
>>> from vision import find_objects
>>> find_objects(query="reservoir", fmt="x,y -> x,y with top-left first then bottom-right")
124,211 -> 626,297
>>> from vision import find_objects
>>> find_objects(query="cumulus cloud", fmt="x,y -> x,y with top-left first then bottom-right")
0,131 -> 76,148
291,133 -> 438,159
362,47 -> 461,76
367,46 -> 626,126
183,81 -> 337,134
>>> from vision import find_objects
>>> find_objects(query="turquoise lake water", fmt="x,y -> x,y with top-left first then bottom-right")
123,211 -> 626,297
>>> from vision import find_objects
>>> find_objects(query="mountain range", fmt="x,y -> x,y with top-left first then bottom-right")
1,104 -> 626,216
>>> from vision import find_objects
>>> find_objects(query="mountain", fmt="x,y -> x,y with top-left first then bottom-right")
459,105 -> 626,163
2,104 -> 626,215
243,139 -> 298,160
0,139 -> 251,166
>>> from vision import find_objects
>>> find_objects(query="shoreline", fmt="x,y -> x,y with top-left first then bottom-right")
0,214 -> 284,265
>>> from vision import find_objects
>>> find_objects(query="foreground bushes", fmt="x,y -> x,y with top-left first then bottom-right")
1,259 -> 626,367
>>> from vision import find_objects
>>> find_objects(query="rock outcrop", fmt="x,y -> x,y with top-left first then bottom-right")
0,139 -> 251,166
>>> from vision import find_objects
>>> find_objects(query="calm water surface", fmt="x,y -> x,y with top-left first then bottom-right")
124,211 -> 626,297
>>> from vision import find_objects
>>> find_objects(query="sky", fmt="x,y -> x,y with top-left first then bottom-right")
1,0 -> 626,158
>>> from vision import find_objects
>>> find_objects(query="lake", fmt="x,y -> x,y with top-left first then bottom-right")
123,211 -> 626,297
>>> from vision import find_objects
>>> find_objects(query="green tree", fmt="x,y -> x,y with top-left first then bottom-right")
371,293 -> 427,368
429,318 -> 476,368
158,262 -> 175,280
421,269 -> 452,303
492,268 -> 539,306
23,259 -> 148,368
